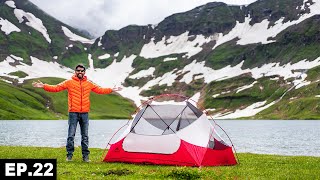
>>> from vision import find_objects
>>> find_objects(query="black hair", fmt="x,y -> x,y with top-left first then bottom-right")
75,64 -> 86,71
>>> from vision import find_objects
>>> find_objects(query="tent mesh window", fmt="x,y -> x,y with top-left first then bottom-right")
130,102 -> 203,136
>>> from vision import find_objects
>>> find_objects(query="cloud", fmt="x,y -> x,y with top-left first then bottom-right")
29,0 -> 257,37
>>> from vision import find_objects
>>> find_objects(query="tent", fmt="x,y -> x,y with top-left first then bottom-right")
103,94 -> 237,166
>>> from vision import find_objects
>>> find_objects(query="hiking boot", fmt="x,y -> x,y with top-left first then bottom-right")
66,156 -> 72,162
83,156 -> 90,163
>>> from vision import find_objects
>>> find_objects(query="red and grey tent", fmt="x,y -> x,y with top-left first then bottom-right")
103,94 -> 238,166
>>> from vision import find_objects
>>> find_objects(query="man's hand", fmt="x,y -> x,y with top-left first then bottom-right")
112,87 -> 122,91
32,80 -> 44,88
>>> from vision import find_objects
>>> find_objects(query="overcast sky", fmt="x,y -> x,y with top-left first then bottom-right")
29,0 -> 257,38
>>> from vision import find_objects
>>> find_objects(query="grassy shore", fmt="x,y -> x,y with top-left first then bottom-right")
0,78 -> 135,120
0,146 -> 319,179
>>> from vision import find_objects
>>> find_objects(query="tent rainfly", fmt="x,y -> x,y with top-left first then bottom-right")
103,94 -> 238,166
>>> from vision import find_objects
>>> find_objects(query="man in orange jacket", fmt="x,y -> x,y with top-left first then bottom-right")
32,64 -> 122,162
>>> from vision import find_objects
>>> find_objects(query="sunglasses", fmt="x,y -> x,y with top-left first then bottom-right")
76,69 -> 85,72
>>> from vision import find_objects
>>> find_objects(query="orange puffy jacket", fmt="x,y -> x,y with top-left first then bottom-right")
43,75 -> 112,112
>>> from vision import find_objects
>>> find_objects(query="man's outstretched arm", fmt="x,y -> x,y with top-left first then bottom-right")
91,82 -> 122,94
32,80 -> 68,92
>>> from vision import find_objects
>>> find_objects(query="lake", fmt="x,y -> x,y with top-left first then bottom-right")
0,120 -> 319,157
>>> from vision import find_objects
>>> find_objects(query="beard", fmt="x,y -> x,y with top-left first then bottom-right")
77,73 -> 83,79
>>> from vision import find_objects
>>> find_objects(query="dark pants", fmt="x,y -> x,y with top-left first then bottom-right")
66,112 -> 90,158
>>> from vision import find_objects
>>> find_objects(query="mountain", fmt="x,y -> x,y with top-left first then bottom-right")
1,0 -> 320,119
0,0 -> 95,67
0,0 -> 135,119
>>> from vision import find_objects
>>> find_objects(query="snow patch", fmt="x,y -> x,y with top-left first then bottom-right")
221,91 -> 231,95
212,94 -> 220,98
178,57 -> 320,87
5,56 -> 15,63
98,37 -> 102,46
149,70 -> 178,87
301,0 -> 309,10
190,92 -> 200,107
88,54 -> 94,71
5,1 -> 16,8
0,56 -> 73,83
163,57 -> 178,62
21,56 -> 72,80
0,17 -> 21,35
85,55 -> 139,105
85,55 -> 136,88
129,67 -> 155,79
61,26 -> 94,44
151,24 -> 158,29
140,32 -> 216,58
13,9 -> 51,43
236,81 -> 257,93
10,55 -> 23,61
270,77 -> 279,81
119,86 -> 144,106
205,108 -> 216,112
98,53 -> 111,59
213,1 -> 320,49
179,60 -> 246,84
0,77 -> 12,84
213,101 -> 276,119
294,80 -> 311,89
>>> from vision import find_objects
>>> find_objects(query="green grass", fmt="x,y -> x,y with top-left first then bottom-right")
0,146 -> 319,179
0,77 -> 135,120
206,42 -> 251,69
60,51 -> 89,69
306,66 -> 320,81
0,80 -> 59,120
7,30 -> 51,63
203,75 -> 288,111
131,55 -> 185,78
141,80 -> 205,98
8,71 -> 28,78
90,47 -> 113,68
253,81 -> 320,119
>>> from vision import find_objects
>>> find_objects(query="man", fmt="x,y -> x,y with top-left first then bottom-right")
32,64 -> 122,162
